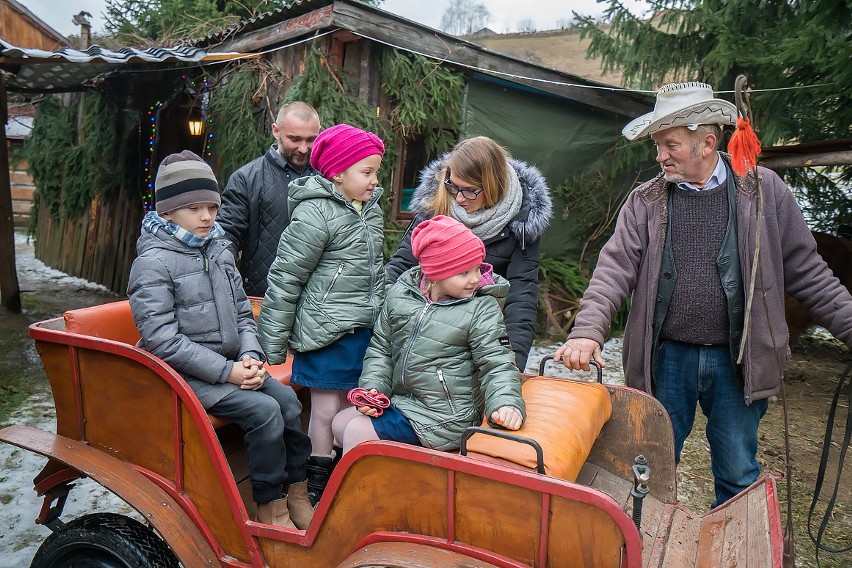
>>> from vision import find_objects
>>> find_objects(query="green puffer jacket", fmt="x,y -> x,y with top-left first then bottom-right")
360,266 -> 526,451
258,175 -> 385,363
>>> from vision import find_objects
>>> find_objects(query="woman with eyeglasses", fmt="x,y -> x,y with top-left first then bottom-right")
386,136 -> 552,371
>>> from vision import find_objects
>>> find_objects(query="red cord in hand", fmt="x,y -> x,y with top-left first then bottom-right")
347,388 -> 390,415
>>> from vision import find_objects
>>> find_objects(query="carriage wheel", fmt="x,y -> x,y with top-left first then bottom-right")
30,512 -> 179,568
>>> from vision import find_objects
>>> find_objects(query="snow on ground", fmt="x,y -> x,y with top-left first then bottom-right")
13,232 -> 113,296
1,232 -> 133,563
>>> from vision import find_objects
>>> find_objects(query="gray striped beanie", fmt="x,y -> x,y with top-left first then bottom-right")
154,150 -> 221,215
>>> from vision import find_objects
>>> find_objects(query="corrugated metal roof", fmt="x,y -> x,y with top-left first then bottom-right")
0,39 -> 217,92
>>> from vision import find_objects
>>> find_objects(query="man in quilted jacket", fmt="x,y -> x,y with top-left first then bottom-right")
218,101 -> 320,297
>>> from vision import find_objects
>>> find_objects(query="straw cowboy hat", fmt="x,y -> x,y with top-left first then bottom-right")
622,81 -> 738,141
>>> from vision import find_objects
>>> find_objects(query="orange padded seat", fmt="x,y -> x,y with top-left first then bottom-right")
64,301 -> 141,345
465,377 -> 612,482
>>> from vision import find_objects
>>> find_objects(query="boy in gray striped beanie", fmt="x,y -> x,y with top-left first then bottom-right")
154,150 -> 221,214
130,148 -> 314,529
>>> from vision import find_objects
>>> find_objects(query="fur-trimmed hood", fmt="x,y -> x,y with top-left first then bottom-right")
410,156 -> 553,244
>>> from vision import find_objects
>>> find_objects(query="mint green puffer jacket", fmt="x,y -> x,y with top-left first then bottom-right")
360,266 -> 526,450
258,175 -> 385,363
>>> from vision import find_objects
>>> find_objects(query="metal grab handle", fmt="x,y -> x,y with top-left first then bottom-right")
539,356 -> 603,383
460,426 -> 546,474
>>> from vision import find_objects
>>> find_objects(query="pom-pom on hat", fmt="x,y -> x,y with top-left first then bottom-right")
310,123 -> 385,179
411,215 -> 486,281
155,150 -> 220,215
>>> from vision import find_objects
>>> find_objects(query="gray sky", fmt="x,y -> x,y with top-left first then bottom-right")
24,0 -> 648,39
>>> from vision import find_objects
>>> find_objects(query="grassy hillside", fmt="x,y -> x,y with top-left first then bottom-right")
471,27 -> 624,86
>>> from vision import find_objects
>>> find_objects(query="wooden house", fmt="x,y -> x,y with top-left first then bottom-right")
0,0 -> 67,50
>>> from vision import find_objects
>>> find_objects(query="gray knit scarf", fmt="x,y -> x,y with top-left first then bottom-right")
450,164 -> 523,241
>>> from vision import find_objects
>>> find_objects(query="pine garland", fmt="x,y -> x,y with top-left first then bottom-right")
209,64 -> 271,183
26,94 -> 132,229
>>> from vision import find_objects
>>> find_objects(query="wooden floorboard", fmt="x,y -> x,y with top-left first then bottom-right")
696,511 -> 726,567
578,462 -> 677,568
587,465 -> 633,509
746,483 -> 772,568
720,492 -> 748,567
661,508 -> 700,567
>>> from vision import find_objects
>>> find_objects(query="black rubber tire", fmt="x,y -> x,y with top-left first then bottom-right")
30,512 -> 179,568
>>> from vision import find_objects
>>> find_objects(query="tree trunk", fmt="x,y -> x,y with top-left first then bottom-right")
0,74 -> 22,313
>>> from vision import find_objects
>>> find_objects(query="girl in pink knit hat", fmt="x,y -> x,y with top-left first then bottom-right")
332,215 -> 526,455
257,123 -> 386,507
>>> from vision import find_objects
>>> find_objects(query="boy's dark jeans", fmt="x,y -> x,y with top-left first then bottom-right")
209,379 -> 311,504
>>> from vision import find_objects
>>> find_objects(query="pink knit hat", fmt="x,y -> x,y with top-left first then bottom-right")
310,123 -> 385,179
411,215 -> 486,281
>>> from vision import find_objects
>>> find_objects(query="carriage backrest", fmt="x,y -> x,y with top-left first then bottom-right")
63,300 -> 140,345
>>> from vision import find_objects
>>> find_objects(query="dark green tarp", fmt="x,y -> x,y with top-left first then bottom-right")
460,75 -> 644,260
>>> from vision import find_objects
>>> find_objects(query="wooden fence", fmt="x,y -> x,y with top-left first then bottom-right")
34,191 -> 142,295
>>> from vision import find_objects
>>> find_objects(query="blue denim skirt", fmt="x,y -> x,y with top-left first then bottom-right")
290,327 -> 372,390
372,405 -> 422,447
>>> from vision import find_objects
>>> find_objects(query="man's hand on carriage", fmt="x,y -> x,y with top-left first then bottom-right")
554,338 -> 604,372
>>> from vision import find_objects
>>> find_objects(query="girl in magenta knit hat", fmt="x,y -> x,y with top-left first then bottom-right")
332,215 -> 526,455
258,123 -> 386,506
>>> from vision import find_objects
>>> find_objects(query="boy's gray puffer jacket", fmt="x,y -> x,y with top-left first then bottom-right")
360,266 -> 526,451
258,175 -> 386,363
127,229 -> 263,409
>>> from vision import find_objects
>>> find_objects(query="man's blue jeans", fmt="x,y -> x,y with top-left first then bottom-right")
654,340 -> 768,508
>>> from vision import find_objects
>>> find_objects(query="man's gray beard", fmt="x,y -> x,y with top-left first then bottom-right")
662,170 -> 685,184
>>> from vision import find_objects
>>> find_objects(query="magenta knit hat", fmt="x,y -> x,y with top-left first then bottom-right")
411,215 -> 486,281
309,123 -> 385,179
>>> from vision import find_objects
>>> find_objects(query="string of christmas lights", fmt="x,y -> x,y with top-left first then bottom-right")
140,74 -> 213,211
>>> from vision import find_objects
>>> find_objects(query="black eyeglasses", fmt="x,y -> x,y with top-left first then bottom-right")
444,168 -> 484,200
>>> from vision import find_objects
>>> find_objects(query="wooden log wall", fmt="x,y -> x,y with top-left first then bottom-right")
33,191 -> 142,295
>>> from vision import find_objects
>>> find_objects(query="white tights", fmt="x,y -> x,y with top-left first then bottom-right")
308,389 -> 349,455
331,406 -> 379,455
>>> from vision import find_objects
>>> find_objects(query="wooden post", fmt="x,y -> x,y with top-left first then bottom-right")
0,74 -> 22,313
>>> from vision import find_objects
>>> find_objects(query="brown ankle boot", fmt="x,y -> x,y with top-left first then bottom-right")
286,481 -> 314,530
256,496 -> 296,529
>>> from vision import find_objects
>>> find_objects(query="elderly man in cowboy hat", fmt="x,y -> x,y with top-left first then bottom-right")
555,81 -> 852,508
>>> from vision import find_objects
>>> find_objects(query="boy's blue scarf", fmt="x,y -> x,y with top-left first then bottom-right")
142,211 -> 225,248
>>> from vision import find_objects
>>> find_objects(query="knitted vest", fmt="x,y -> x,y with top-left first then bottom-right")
659,183 -> 730,344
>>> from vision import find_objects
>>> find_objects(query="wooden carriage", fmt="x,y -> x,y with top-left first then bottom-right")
0,300 -> 783,567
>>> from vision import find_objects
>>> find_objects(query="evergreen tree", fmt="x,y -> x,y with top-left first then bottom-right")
575,0 -> 851,231
105,0 -> 384,43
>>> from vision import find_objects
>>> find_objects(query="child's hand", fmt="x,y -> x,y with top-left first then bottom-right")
491,406 -> 523,430
226,357 -> 264,386
240,373 -> 266,390
356,389 -> 381,417
357,405 -> 380,417
241,355 -> 266,379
